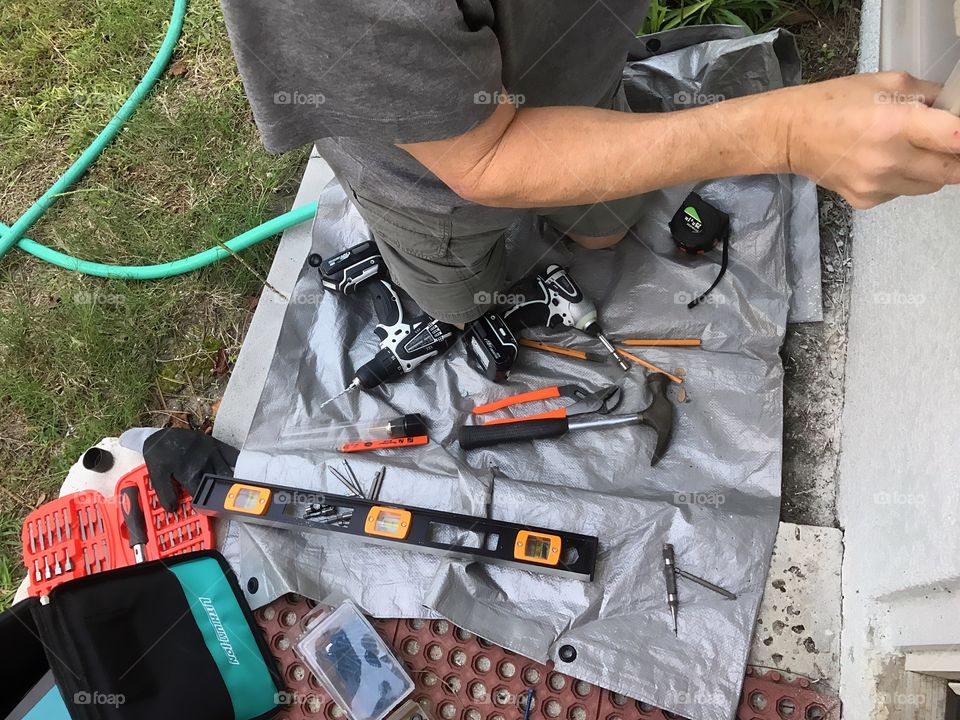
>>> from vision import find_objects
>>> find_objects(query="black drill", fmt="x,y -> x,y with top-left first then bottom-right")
309,243 -> 458,408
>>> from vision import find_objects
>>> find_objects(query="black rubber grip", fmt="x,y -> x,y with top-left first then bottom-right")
459,417 -> 570,450
119,486 -> 148,548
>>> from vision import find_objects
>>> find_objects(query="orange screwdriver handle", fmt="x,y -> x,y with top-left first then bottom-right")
339,436 -> 429,453
472,386 -> 562,415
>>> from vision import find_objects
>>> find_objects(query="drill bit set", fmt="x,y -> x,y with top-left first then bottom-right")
20,464 -> 213,596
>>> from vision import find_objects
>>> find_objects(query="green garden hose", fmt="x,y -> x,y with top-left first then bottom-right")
0,0 -> 316,278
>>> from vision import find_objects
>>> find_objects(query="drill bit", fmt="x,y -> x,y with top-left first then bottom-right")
46,516 -> 53,546
369,466 -> 386,501
318,379 -> 361,411
64,509 -> 71,539
79,510 -> 87,541
34,559 -> 42,583
662,543 -> 679,636
29,522 -> 37,554
676,568 -> 737,600
64,551 -> 73,573
598,332 -> 631,372
55,513 -> 62,543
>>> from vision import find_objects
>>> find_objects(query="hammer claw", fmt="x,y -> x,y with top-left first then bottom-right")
637,374 -> 674,466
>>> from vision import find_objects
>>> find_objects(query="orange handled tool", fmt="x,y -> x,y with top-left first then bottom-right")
621,338 -> 701,347
472,384 -> 622,425
339,436 -> 429,453
616,349 -> 684,385
517,339 -> 607,362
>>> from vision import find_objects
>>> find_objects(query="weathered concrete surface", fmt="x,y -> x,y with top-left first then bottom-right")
837,2 -> 960,717
748,523 -> 843,691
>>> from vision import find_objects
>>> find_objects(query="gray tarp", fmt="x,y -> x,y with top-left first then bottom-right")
228,27 -> 822,720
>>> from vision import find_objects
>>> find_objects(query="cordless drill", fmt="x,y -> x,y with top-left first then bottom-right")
348,278 -> 458,391
501,264 -> 630,371
309,242 -> 459,407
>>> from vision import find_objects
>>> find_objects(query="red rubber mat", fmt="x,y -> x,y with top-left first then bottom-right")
256,594 -> 840,720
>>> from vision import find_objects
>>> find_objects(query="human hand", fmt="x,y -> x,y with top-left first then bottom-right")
782,72 -> 960,208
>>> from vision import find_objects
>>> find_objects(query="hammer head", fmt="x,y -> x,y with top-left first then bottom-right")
638,374 -> 674,466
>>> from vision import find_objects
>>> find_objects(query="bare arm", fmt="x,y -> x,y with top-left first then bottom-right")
400,72 -> 960,210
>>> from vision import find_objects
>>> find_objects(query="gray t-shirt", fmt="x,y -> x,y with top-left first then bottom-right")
220,0 -> 650,219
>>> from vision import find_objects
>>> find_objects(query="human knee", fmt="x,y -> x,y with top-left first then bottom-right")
567,229 -> 628,250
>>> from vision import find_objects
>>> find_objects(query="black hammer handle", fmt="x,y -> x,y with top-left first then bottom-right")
459,418 -> 570,450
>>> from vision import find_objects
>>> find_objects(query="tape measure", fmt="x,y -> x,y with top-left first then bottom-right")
669,192 -> 731,308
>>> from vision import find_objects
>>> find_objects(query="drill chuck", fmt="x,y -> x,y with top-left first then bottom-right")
354,348 -> 404,389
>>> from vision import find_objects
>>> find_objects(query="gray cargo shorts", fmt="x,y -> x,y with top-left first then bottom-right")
349,82 -> 647,325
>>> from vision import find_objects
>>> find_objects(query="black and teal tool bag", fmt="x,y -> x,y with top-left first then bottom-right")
30,550 -> 281,720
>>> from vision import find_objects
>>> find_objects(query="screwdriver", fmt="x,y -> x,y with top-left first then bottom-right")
119,487 -> 149,563
662,544 -> 679,635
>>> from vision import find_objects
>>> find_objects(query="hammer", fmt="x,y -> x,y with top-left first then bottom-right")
563,374 -> 674,465
459,374 -> 674,465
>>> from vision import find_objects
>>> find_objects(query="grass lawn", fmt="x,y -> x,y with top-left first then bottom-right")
0,0 -> 308,606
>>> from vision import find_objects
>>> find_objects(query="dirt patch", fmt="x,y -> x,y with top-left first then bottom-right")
781,2 -> 862,528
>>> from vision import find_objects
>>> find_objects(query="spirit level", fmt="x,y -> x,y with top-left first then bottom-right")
193,475 -> 599,581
